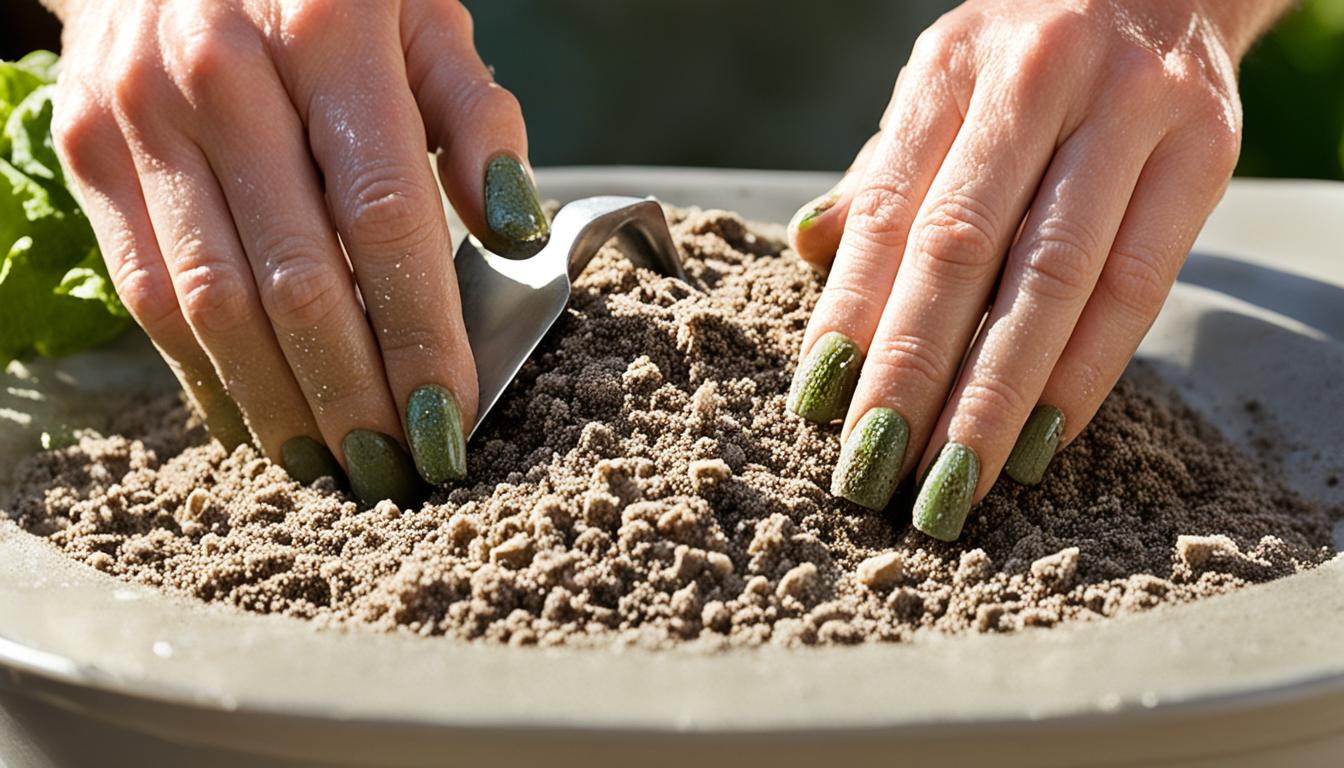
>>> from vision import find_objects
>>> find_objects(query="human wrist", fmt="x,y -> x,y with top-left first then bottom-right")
1196,0 -> 1296,61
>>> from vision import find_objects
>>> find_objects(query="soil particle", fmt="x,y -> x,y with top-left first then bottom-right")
8,207 -> 1339,648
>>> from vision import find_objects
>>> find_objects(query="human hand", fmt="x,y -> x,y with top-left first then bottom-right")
785,0 -> 1290,539
49,0 -> 549,506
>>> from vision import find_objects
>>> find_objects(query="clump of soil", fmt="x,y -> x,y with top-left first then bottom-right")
7,208 -> 1338,647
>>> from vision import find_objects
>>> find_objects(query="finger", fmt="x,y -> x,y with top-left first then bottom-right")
787,39 -> 967,426
913,117 -> 1160,540
161,9 -> 409,495
828,67 -> 1067,517
787,131 -> 879,273
788,62 -> 921,272
280,2 -> 475,495
1033,127 -> 1240,469
108,63 -> 337,483
402,0 -> 549,258
51,84 -> 251,451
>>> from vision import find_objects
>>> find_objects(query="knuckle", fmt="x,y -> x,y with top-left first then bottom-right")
1110,46 -> 1168,101
1020,11 -> 1090,56
51,96 -> 110,177
845,177 -> 918,251
308,370 -> 378,411
910,23 -> 960,72
813,282 -> 887,330
109,56 -> 167,123
377,323 -> 447,359
867,333 -> 949,394
912,192 -> 1002,285
339,168 -> 437,253
953,376 -> 1032,439
175,259 -> 253,336
1100,242 -> 1176,321
435,77 -> 522,136
1020,219 -> 1103,303
281,0 -> 342,43
172,20 -> 261,97
256,244 -> 345,331
114,262 -> 182,331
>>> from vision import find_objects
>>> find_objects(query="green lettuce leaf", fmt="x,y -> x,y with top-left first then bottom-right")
1,52 -> 128,366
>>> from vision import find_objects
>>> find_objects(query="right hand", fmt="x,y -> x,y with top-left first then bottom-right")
51,0 -> 550,507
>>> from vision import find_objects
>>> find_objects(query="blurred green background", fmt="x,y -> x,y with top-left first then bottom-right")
5,0 -> 1342,179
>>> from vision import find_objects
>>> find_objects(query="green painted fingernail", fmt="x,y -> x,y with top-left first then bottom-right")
1004,405 -> 1066,486
831,407 -> 910,511
913,443 -> 980,542
281,436 -> 343,485
787,331 -> 864,424
484,153 -> 549,258
406,385 -> 467,485
341,430 -> 425,509
791,190 -> 840,233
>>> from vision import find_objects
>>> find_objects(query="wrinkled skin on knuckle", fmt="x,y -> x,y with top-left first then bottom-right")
911,193 -> 1002,287
845,181 -> 918,252
1101,243 -> 1176,323
868,333 -> 951,395
114,263 -> 183,333
336,165 -> 437,254
378,323 -> 450,360
1020,219 -> 1104,303
173,254 -> 253,335
950,375 -> 1033,444
257,249 -> 345,331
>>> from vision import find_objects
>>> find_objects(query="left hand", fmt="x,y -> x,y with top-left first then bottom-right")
784,0 -> 1287,540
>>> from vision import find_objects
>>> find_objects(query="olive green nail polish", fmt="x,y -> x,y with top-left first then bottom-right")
281,436 -> 343,485
484,153 -> 549,258
792,190 -> 840,233
1004,405 -> 1066,486
341,430 -> 425,509
831,407 -> 910,511
787,331 -> 864,424
406,385 -> 467,485
912,443 -> 980,542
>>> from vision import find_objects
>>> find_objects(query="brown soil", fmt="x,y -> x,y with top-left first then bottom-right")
8,208 -> 1338,647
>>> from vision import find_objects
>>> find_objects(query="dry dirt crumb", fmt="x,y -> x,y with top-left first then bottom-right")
7,207 -> 1339,648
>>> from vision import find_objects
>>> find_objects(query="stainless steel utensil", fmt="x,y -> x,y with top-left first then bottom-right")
455,196 -> 687,439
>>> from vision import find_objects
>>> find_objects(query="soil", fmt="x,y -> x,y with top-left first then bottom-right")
8,207 -> 1339,647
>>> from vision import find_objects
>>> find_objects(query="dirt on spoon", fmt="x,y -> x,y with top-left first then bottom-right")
8,207 -> 1339,648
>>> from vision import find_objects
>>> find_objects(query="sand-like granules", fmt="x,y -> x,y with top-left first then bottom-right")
8,208 -> 1338,647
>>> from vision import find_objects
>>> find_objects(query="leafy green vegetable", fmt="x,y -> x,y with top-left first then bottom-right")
1,51 -> 128,367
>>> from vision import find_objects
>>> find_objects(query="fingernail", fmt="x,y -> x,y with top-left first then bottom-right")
281,436 -> 343,485
1004,404 -> 1066,486
787,332 -> 864,424
831,407 -> 910,511
912,443 -> 980,542
406,385 -> 467,485
484,153 -> 549,258
790,190 -> 841,233
341,430 -> 425,509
